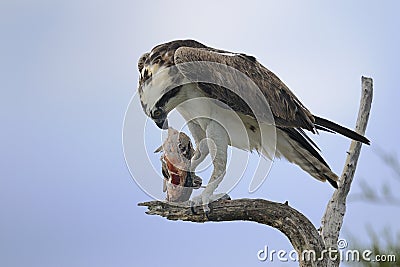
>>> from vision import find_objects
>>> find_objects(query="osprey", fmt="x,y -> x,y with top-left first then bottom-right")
137,39 -> 369,214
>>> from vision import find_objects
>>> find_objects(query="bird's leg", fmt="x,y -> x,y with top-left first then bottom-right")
191,138 -> 209,171
187,121 -> 211,215
187,121 -> 209,172
190,121 -> 228,217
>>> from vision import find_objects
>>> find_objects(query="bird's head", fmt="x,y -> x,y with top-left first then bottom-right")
137,40 -> 208,130
137,43 -> 183,130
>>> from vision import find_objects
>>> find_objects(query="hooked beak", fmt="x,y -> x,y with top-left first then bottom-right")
155,118 -> 168,130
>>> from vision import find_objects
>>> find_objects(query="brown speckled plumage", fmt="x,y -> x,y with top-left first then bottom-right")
139,40 -> 370,189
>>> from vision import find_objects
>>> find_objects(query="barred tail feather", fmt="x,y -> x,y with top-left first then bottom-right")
275,127 -> 339,188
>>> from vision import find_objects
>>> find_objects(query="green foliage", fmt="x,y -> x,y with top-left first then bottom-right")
347,149 -> 400,267
348,227 -> 399,266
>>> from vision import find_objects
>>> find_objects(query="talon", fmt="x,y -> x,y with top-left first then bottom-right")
190,201 -> 198,215
203,204 -> 211,219
191,206 -> 198,215
192,175 -> 203,189
205,210 -> 210,220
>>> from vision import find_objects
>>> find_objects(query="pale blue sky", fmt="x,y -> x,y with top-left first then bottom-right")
1,1 -> 399,267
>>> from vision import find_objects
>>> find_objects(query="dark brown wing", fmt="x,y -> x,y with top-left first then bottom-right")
174,46 -> 316,132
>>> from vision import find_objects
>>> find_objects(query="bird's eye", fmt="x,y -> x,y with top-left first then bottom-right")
153,109 -> 162,118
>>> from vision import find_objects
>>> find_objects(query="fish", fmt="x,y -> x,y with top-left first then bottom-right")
155,127 -> 202,202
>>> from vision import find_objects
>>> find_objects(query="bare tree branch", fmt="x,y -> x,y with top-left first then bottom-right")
138,77 -> 373,267
320,76 -> 373,267
139,198 -> 327,267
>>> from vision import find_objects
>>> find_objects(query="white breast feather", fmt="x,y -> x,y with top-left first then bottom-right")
140,65 -> 173,114
176,84 -> 275,157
